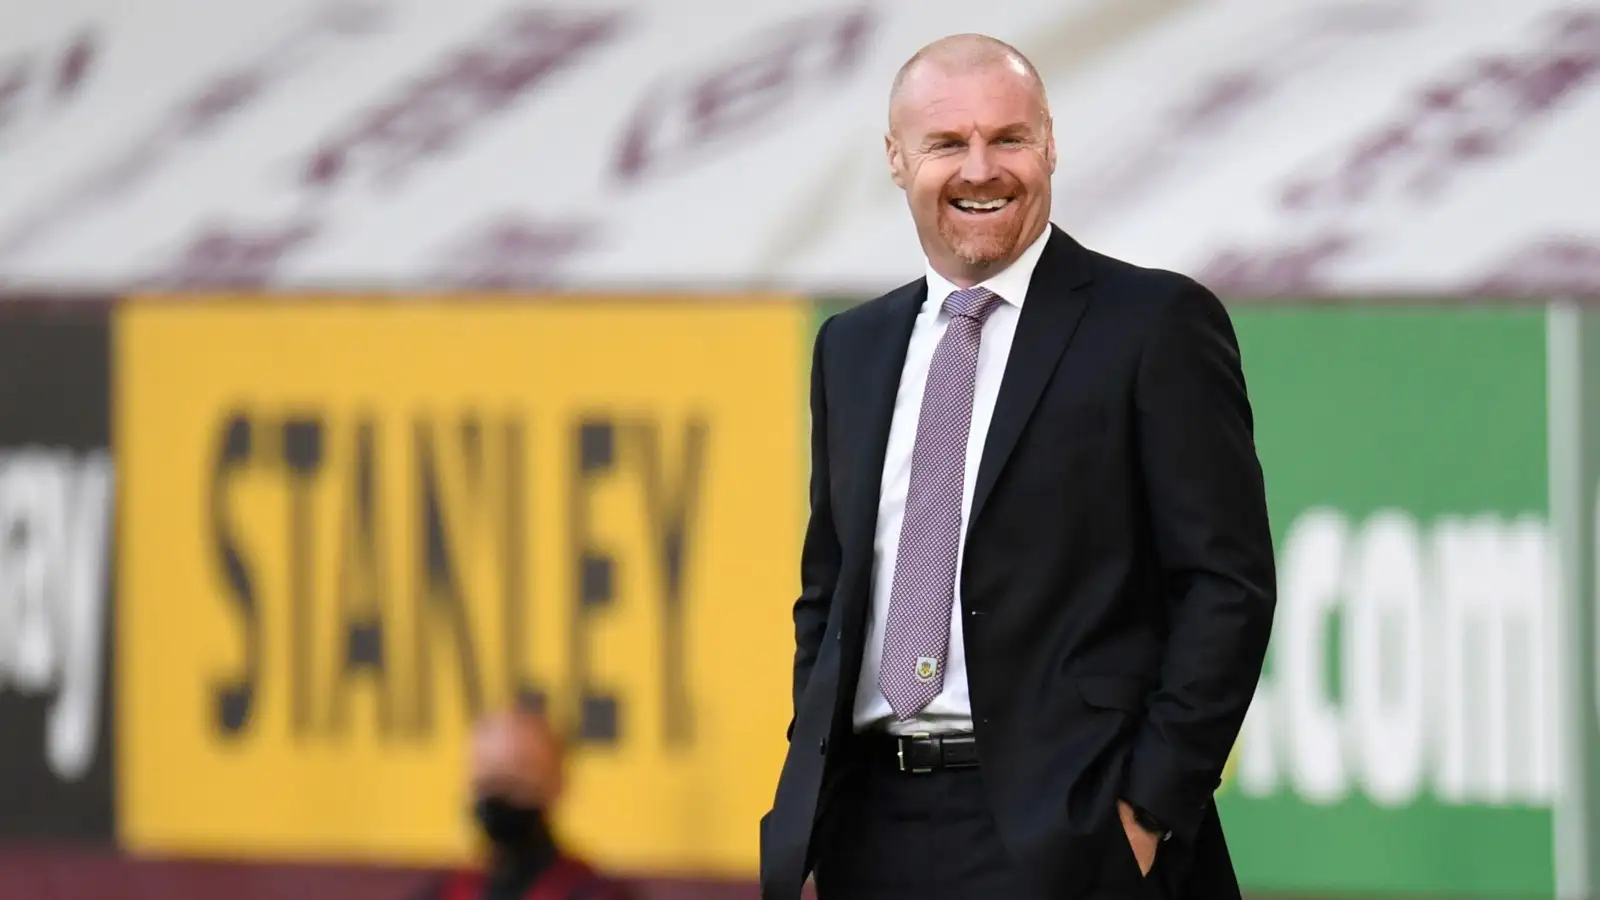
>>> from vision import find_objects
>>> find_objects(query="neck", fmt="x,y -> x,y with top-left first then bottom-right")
934,256 -> 1008,290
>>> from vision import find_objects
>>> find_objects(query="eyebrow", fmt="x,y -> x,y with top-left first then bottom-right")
922,123 -> 1033,144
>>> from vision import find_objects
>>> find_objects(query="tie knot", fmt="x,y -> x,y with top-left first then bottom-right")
943,286 -> 1002,322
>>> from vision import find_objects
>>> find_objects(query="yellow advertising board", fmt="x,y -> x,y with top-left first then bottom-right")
114,296 -> 809,875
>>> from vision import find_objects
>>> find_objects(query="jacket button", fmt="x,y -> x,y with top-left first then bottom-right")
818,738 -> 828,755
835,629 -> 843,642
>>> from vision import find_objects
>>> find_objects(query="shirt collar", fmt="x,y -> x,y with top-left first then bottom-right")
923,224 -> 1053,313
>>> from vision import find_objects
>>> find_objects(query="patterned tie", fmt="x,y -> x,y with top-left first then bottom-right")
878,285 -> 1003,720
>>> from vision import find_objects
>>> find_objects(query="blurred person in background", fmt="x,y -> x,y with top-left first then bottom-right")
414,705 -> 632,900
760,32 -> 1275,900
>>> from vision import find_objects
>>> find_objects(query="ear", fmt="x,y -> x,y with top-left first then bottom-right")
1044,117 -> 1057,175
885,133 -> 908,190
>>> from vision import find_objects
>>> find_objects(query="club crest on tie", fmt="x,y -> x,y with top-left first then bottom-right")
915,657 -> 939,682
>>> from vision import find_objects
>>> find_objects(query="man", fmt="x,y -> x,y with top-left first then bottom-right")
759,34 -> 1276,900
415,707 -> 632,900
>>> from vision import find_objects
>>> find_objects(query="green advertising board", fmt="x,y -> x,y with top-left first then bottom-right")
1218,308 -> 1556,898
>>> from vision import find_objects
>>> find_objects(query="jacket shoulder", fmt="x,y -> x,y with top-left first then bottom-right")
1080,244 -> 1221,312
815,276 -> 924,342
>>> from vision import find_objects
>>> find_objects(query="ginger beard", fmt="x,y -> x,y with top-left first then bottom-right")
936,176 -> 1031,270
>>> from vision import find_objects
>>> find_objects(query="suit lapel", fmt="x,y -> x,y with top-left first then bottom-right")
969,226 -> 1096,529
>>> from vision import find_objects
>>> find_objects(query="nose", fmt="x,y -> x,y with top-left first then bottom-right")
959,138 -> 1001,183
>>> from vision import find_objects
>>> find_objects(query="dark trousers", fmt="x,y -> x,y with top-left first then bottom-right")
809,740 -> 1169,900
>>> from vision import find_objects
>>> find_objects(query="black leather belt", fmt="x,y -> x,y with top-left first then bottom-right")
862,732 -> 980,773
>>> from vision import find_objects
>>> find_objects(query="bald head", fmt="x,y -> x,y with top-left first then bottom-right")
889,34 -> 1047,133
470,707 -> 566,809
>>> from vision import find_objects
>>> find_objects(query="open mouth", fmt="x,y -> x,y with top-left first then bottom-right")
949,197 -> 1014,215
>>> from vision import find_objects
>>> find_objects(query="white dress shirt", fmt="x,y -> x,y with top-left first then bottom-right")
851,226 -> 1053,735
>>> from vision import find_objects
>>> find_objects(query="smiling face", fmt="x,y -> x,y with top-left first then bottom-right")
887,52 -> 1056,287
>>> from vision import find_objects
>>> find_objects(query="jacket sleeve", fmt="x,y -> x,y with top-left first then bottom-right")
1123,279 -> 1277,841
788,315 -> 842,740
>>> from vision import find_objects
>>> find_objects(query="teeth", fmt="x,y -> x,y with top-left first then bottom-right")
954,198 -> 1011,210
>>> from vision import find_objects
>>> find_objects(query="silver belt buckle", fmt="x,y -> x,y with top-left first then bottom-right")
898,732 -> 933,773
